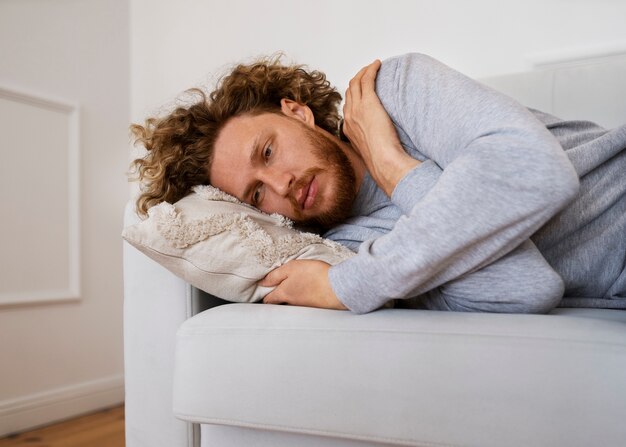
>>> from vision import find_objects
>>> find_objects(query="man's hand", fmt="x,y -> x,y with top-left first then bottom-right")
260,260 -> 348,310
343,59 -> 420,197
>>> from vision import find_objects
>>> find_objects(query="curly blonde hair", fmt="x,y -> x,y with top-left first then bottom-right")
130,55 -> 343,216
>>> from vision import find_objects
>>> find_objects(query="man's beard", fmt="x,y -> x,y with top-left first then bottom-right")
290,124 -> 357,229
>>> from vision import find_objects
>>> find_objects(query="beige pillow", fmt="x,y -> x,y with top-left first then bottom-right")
122,185 -> 354,303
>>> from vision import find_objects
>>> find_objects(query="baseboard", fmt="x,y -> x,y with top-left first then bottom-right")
0,374 -> 124,437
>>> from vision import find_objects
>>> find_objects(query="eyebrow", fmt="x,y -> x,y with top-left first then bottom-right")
242,132 -> 262,202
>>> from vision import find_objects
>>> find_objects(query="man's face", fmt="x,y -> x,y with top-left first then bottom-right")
210,111 -> 357,228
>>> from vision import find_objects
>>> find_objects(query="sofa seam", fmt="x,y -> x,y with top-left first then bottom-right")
176,327 -> 626,347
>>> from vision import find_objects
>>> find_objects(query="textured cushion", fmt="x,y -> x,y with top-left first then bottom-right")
174,305 -> 626,447
122,186 -> 353,303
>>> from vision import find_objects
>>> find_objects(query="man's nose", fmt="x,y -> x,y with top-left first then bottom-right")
260,169 -> 294,197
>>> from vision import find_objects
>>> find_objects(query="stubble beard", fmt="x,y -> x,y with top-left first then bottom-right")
290,125 -> 357,229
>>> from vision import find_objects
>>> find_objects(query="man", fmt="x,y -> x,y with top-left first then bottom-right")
131,53 -> 626,314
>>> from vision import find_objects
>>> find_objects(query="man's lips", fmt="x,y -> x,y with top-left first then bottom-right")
296,176 -> 318,210
303,176 -> 318,210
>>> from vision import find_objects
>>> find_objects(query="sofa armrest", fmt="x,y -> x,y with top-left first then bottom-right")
123,200 -> 193,447
123,200 -> 227,447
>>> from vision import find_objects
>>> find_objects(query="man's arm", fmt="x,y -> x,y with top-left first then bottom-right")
342,59 -> 421,197
329,53 -> 579,314
416,239 -> 564,313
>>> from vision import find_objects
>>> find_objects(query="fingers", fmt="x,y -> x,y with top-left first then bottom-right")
344,59 -> 380,140
259,264 -> 289,287
346,59 -> 381,100
263,288 -> 288,305
348,64 -> 369,99
361,59 -> 381,92
343,60 -> 380,132
261,266 -> 289,305
344,84 -> 352,117
357,60 -> 381,100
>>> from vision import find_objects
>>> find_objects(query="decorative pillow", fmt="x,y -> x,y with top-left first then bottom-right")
122,185 -> 354,303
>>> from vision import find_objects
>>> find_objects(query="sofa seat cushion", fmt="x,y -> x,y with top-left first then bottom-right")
173,304 -> 626,447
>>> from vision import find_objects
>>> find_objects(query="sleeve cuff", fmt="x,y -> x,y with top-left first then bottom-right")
391,159 -> 442,215
328,245 -> 390,314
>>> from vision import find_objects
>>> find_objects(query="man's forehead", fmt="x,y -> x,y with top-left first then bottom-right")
210,115 -> 264,198
213,116 -> 258,163
219,112 -> 281,149
218,114 -> 258,147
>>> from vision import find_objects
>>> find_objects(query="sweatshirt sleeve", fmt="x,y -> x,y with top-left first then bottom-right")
329,53 -> 579,314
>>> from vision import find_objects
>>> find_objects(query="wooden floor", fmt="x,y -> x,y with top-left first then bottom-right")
0,406 -> 124,447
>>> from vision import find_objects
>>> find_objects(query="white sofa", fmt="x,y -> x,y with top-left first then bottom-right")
123,55 -> 626,447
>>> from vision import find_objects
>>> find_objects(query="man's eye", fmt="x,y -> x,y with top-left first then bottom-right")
252,185 -> 262,204
263,145 -> 273,160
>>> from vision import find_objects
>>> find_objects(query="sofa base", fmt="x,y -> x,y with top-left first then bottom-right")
201,424 -> 401,447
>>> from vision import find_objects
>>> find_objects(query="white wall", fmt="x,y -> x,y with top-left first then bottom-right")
1,0 -> 625,437
0,0 -> 129,435
131,0 -> 626,121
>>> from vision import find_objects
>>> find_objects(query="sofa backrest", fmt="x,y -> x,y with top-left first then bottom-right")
480,53 -> 626,129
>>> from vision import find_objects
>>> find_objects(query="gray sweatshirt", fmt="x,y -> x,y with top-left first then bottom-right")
325,53 -> 626,314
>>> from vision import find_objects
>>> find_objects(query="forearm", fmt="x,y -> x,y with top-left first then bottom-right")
366,140 -> 421,197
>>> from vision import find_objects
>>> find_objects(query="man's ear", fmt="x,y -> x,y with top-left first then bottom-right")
280,98 -> 315,128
